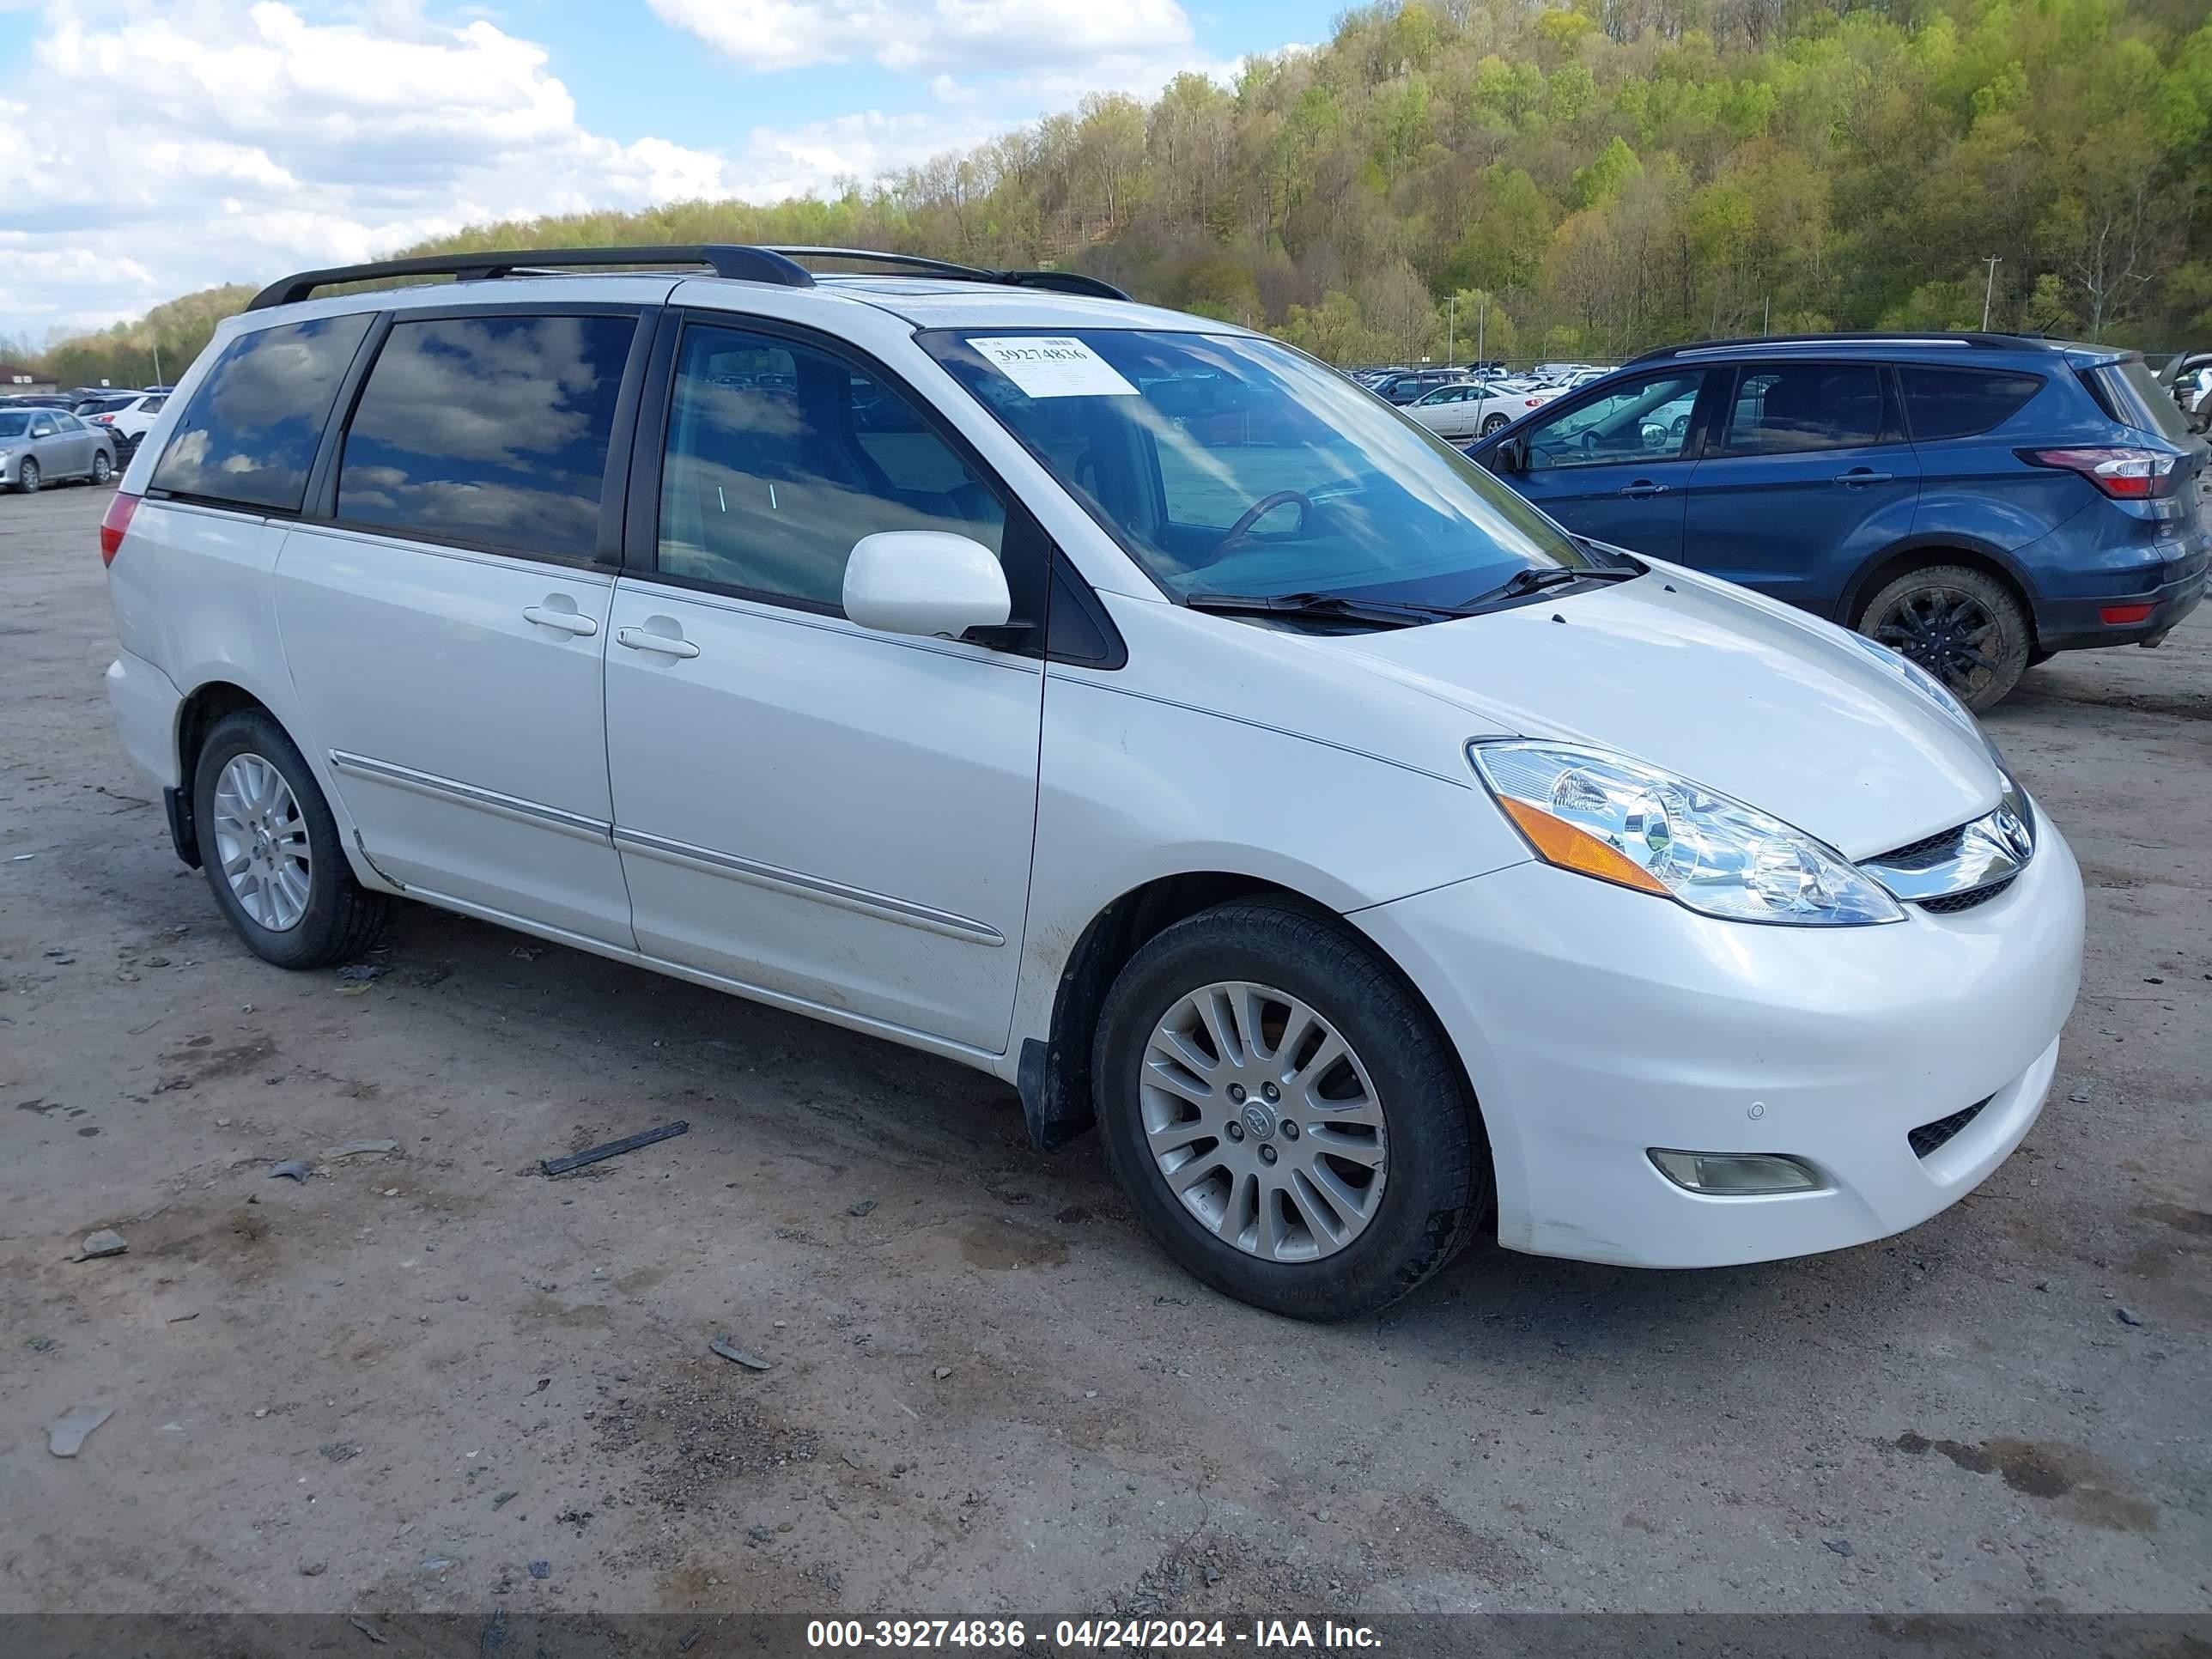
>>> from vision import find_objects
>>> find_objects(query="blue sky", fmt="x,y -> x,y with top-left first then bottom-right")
0,0 -> 1342,338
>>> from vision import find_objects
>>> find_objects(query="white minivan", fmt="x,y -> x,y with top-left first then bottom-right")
102,246 -> 2083,1319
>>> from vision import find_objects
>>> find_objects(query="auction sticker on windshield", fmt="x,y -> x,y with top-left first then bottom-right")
967,336 -> 1139,398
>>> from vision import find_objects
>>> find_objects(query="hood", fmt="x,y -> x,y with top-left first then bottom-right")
1328,566 -> 2000,860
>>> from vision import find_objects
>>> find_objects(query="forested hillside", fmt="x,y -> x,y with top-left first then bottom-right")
31,0 -> 2212,386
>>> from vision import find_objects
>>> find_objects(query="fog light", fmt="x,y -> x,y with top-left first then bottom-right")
1649,1149 -> 1824,1195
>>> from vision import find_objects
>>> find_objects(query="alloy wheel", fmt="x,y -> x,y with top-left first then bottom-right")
211,753 -> 313,932
1139,981 -> 1388,1262
92,453 -> 112,484
1873,586 -> 2000,698
18,459 -> 38,493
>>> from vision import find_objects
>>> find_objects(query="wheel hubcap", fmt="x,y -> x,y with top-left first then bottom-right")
1140,981 -> 1387,1262
1875,587 -> 1999,695
211,753 -> 312,932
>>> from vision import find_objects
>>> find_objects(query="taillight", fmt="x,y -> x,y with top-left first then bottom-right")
100,490 -> 140,567
94,414 -> 113,425
2020,446 -> 2177,500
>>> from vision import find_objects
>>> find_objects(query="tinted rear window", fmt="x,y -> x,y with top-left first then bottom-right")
1899,368 -> 2044,440
1721,362 -> 1884,454
335,313 -> 636,559
151,314 -> 373,512
2098,358 -> 2194,443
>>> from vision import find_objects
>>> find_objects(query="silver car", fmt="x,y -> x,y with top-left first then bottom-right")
0,406 -> 117,493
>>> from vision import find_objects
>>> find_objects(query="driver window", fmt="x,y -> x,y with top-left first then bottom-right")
657,325 -> 1006,611
30,413 -> 57,437
1525,371 -> 1705,470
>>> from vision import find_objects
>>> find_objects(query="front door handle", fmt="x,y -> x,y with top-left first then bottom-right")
1835,469 -> 1893,486
617,626 -> 700,659
1619,481 -> 1668,497
523,604 -> 599,636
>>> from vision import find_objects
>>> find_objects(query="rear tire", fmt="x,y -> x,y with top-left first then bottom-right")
91,451 -> 112,486
1856,562 -> 2032,713
1093,898 -> 1489,1321
1480,413 -> 1510,436
15,458 -> 38,494
191,709 -> 391,969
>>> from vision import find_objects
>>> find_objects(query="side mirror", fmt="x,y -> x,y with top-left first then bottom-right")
1495,434 -> 1530,474
843,532 -> 1011,639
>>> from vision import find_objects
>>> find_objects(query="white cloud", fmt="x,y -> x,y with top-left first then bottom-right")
647,0 -> 1194,75
0,3 -> 732,335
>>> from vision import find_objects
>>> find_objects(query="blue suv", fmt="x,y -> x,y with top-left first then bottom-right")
1466,333 -> 2210,709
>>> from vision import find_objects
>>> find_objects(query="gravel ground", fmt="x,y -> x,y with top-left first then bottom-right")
2,482 -> 2206,1616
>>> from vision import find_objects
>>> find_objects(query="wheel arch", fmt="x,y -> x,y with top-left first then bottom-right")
1018,870 -> 1483,1177
1838,536 -> 2039,646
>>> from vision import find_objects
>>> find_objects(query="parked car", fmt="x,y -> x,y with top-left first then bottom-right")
104,246 -> 2081,1320
1368,368 -> 1462,405
2156,352 -> 2212,432
1404,378 -> 1562,441
0,405 -> 117,492
73,391 -> 168,455
1467,333 -> 2210,710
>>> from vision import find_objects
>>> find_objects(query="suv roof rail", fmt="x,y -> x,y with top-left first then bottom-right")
246,243 -> 1133,313
1625,331 -> 2037,365
246,245 -> 818,311
763,246 -> 1132,301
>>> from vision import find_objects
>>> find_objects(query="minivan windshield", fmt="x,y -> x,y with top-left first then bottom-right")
921,329 -> 1592,611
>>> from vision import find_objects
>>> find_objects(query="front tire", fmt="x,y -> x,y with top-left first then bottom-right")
1094,899 -> 1489,1321
90,451 -> 112,485
192,709 -> 391,969
15,457 -> 38,494
1857,562 -> 2032,713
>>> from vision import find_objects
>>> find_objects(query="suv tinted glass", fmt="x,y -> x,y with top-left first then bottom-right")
1722,363 -> 1884,454
1900,367 -> 2043,440
337,313 -> 636,558
1525,370 -> 1705,468
657,324 -> 1006,611
151,313 -> 373,511
2096,358 -> 2193,443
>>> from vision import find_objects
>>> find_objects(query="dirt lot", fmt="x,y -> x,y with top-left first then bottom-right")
3,482 -> 2207,1618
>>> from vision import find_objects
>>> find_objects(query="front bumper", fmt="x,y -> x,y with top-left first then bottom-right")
1355,814 -> 2083,1268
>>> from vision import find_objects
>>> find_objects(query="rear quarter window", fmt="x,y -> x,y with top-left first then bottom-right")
1899,368 -> 2044,440
2096,358 -> 2194,443
150,313 -> 374,513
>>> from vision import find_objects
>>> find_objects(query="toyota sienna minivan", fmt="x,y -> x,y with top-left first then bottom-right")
101,245 -> 2084,1319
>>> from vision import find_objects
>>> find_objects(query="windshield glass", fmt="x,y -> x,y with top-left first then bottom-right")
921,329 -> 1589,609
0,413 -> 29,438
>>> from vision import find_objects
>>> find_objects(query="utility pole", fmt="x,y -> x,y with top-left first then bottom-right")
1762,294 -> 1771,336
1476,293 -> 1487,368
151,339 -> 162,386
1447,295 -> 1456,362
1980,257 -> 2002,331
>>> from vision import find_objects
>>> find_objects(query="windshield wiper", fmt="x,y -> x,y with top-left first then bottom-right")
1458,563 -> 1641,608
1182,590 -> 1463,629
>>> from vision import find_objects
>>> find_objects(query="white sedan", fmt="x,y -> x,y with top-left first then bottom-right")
1404,377 -> 1563,440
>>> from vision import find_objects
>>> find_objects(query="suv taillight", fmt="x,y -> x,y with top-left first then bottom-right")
100,490 -> 140,566
2020,446 -> 2178,499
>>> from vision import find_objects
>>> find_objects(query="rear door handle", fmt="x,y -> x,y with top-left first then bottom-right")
617,626 -> 700,659
1835,470 -> 1893,486
1618,481 -> 1668,497
522,604 -> 598,636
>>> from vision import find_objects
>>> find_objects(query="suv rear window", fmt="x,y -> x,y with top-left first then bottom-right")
150,314 -> 373,512
2095,357 -> 2194,443
1899,368 -> 2043,440
336,313 -> 637,559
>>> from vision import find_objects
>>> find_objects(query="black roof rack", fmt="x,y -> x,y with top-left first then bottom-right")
762,247 -> 1130,301
246,242 -> 1131,313
247,245 -> 814,311
1626,331 -> 2044,365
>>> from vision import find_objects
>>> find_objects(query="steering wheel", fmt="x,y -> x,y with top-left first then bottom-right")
1200,489 -> 1314,564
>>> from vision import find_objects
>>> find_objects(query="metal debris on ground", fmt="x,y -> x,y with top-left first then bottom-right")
848,1198 -> 878,1217
349,1617 -> 387,1645
539,1120 -> 688,1177
78,1229 -> 127,1258
527,1560 -> 551,1579
270,1160 -> 313,1182
324,1139 -> 400,1161
47,1404 -> 113,1457
709,1335 -> 772,1370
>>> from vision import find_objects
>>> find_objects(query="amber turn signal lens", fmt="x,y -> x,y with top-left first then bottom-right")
1498,796 -> 1669,896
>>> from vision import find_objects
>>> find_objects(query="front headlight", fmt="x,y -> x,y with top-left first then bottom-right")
1849,631 -> 1979,732
1470,741 -> 1904,926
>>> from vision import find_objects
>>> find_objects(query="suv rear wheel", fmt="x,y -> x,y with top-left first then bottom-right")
1857,563 -> 2031,713
192,709 -> 391,969
1093,899 -> 1489,1320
